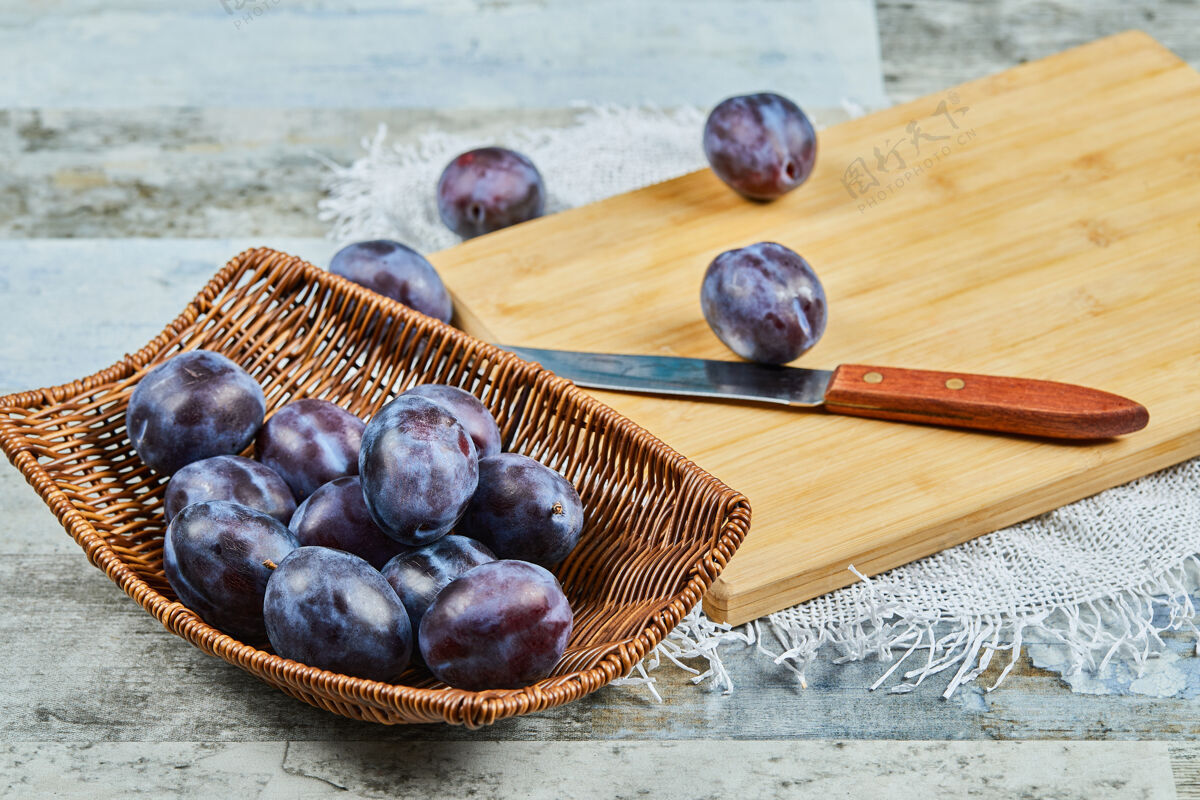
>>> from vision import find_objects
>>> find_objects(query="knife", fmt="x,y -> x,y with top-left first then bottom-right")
500,346 -> 1149,440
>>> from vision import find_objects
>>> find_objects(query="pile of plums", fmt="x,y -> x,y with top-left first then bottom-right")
132,350 -> 582,690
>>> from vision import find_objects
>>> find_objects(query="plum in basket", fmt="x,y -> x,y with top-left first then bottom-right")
380,534 -> 495,638
164,454 -> 296,524
163,499 -> 299,644
329,240 -> 453,323
458,453 -> 583,567
264,546 -> 413,682
404,383 -> 502,459
288,476 -> 411,570
257,398 -> 365,501
359,395 -> 478,546
126,350 -> 265,475
419,560 -> 572,691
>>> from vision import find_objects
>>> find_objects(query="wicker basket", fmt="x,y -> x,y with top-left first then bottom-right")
0,247 -> 750,727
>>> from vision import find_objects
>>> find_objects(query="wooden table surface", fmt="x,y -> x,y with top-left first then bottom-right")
3,2 -> 1200,798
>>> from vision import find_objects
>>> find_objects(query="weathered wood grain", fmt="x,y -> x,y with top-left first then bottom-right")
0,240 -> 323,556
0,1 -> 887,110
0,741 -> 1179,799
0,109 -> 579,238
1171,744 -> 1200,800
3,4 -> 1198,242
0,106 -> 863,239
5,556 -> 1200,742
876,0 -> 1200,102
0,239 -> 336,393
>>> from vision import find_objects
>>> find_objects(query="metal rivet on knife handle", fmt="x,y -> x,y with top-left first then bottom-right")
945,378 -> 965,390
863,371 -> 884,384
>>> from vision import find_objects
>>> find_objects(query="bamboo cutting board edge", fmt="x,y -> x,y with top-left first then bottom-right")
701,428 -> 1200,622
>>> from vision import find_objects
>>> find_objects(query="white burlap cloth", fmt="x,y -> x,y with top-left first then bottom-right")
319,107 -> 1200,696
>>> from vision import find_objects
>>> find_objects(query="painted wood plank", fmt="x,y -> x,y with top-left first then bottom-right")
0,108 -> 583,238
0,1 -> 886,109
1171,744 -> 1200,800
0,242 -> 348,557
0,238 -> 335,394
876,0 -> 1200,102
0,107 -> 863,240
5,556 -> 1200,741
0,741 -> 1178,799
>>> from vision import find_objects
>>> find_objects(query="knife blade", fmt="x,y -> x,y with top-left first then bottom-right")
500,346 -> 1149,440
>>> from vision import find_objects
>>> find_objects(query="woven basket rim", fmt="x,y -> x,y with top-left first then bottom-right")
0,246 -> 751,727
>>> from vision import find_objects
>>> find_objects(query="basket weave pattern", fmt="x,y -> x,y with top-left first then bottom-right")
0,248 -> 750,727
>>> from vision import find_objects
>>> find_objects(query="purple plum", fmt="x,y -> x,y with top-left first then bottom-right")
380,535 -> 495,636
404,383 -> 502,458
419,560 -> 572,691
256,398 -> 365,501
163,500 -> 299,644
288,476 -> 411,569
436,147 -> 545,238
458,453 -> 583,567
329,240 -> 453,323
358,395 -> 478,546
126,350 -> 265,475
164,455 -> 296,524
703,92 -> 817,200
264,546 -> 412,682
700,242 -> 827,364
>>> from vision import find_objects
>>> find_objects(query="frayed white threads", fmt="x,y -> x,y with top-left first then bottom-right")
624,553 -> 1200,699
611,605 -> 754,701
318,106 -> 710,251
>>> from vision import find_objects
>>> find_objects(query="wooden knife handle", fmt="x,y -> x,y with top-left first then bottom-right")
824,365 -> 1149,439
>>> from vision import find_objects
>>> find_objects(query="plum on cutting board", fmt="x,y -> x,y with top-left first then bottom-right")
703,92 -> 816,200
700,242 -> 827,365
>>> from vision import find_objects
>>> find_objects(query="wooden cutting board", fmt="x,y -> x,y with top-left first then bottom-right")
430,32 -> 1200,625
